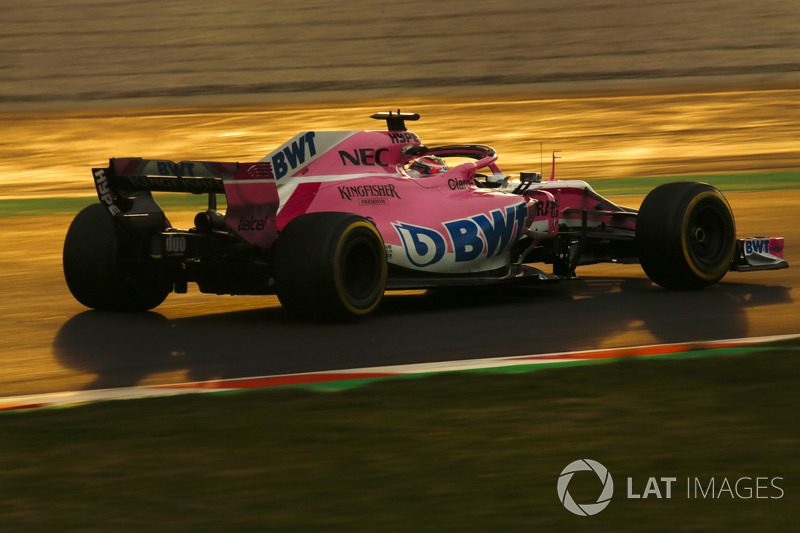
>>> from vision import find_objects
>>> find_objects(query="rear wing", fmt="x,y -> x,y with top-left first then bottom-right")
92,158 -> 248,213
93,157 -> 280,248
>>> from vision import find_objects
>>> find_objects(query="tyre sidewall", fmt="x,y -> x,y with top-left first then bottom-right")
331,220 -> 387,316
63,204 -> 169,311
274,212 -> 387,320
636,182 -> 736,289
679,189 -> 736,283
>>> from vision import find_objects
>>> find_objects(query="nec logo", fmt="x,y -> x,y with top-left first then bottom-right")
394,202 -> 528,267
338,148 -> 390,167
271,132 -> 317,180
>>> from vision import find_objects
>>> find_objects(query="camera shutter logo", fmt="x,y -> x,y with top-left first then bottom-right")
557,459 -> 614,516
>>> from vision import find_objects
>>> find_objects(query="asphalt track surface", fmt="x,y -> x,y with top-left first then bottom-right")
1,88 -> 798,398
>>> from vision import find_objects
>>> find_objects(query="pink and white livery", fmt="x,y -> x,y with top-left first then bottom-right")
63,111 -> 788,320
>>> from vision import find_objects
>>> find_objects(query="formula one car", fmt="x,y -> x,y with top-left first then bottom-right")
63,111 -> 788,320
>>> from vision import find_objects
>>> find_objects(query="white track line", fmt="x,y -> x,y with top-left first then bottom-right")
1,334 -> 797,411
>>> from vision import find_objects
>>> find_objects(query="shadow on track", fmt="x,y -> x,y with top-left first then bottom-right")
54,277 -> 792,391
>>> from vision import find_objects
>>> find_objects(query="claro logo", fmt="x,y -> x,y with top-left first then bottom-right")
448,178 -> 472,190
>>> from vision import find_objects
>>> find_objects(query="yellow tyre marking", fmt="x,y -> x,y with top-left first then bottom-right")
333,221 -> 387,315
680,190 -> 736,280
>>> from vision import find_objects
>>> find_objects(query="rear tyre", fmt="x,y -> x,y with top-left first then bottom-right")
274,212 -> 388,321
636,182 -> 736,289
63,204 -> 170,311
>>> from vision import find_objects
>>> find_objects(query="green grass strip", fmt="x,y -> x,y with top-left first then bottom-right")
2,171 -> 797,216
590,170 -> 800,195
244,345 -> 794,393
1,340 -> 798,530
0,193 -> 226,217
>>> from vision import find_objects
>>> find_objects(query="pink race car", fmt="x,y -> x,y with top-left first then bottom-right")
63,111 -> 788,320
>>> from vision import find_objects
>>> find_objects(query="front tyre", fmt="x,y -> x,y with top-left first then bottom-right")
63,204 -> 170,311
636,182 -> 736,289
274,212 -> 388,321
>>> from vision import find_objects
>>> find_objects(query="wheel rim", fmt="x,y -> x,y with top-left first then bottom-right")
340,236 -> 381,301
333,221 -> 387,315
688,203 -> 727,268
681,192 -> 735,280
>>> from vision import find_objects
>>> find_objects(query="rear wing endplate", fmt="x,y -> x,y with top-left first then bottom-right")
93,157 -> 280,248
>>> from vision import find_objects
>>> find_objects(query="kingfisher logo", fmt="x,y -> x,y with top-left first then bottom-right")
557,459 -> 614,516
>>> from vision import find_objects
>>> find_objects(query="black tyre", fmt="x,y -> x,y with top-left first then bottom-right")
274,212 -> 388,321
636,182 -> 736,289
63,204 -> 170,311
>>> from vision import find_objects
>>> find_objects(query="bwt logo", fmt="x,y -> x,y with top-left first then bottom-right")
392,202 -> 528,267
271,132 -> 317,180
393,223 -> 446,267
557,459 -> 614,516
156,161 -> 195,176
745,238 -> 770,255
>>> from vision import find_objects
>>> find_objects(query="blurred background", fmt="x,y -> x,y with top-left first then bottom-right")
3,0 -> 799,111
1,4 -> 799,528
1,0 -> 798,200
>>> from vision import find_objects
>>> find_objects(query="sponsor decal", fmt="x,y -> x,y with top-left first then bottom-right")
444,203 -> 528,262
744,238 -> 770,255
338,148 -> 390,167
272,132 -> 317,180
393,223 -> 447,268
237,216 -> 269,231
155,161 -> 196,176
394,202 -> 528,267
93,169 -> 121,215
535,199 -> 559,218
164,234 -> 187,255
338,184 -> 401,201
448,178 -> 472,190
126,175 -> 220,193
387,132 -> 420,144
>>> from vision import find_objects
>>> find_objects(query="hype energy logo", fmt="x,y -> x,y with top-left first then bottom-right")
557,459 -> 614,516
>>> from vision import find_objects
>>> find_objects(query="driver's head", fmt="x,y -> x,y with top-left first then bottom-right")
407,155 -> 449,178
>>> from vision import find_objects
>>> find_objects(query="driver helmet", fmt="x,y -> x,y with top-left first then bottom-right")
407,155 -> 449,178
